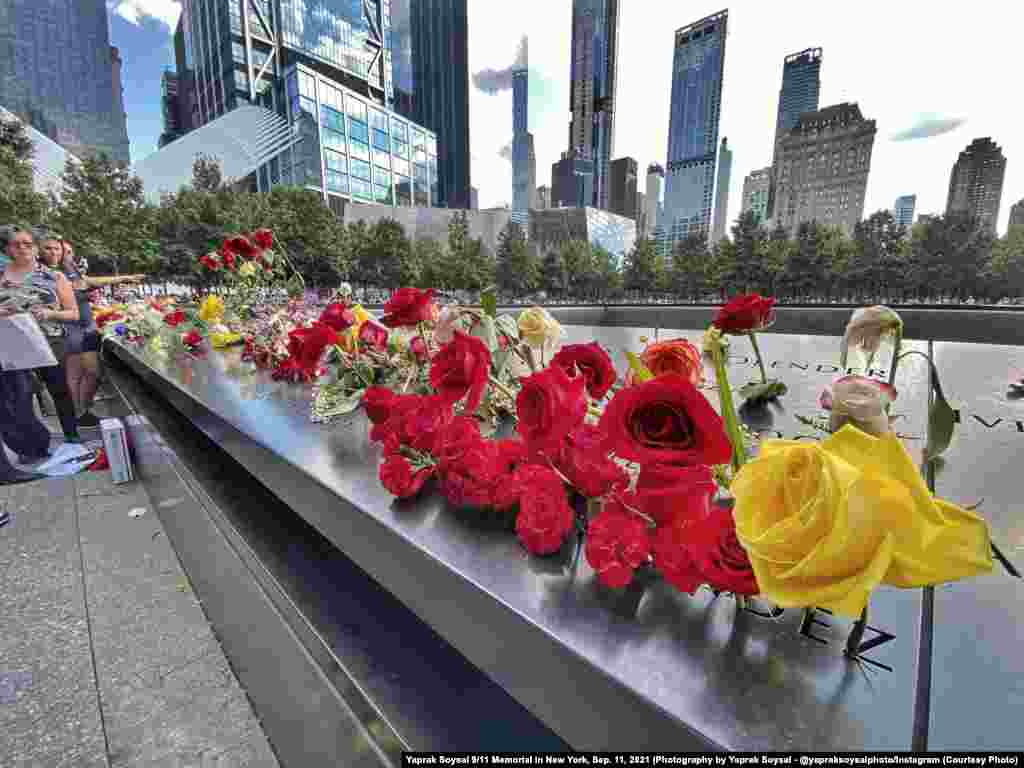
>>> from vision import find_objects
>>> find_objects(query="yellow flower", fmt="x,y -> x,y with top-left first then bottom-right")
238,261 -> 257,278
199,295 -> 225,323
339,304 -> 373,352
517,306 -> 563,348
211,332 -> 242,349
732,426 -> 993,618
702,325 -> 729,355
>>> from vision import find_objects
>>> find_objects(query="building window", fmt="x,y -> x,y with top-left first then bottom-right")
372,148 -> 390,169
372,128 -> 388,151
392,120 -> 408,143
392,156 -> 409,177
375,184 -> 394,204
321,106 -> 345,134
325,150 -> 346,172
350,139 -> 370,162
368,107 -> 388,132
350,158 -> 372,182
346,95 -> 367,124
322,129 -> 345,151
373,167 -> 391,188
351,177 -> 373,201
326,170 -> 348,194
395,175 -> 411,206
349,119 -> 369,144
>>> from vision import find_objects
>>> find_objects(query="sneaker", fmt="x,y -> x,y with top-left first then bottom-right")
0,469 -> 44,487
17,452 -> 50,465
78,412 -> 100,428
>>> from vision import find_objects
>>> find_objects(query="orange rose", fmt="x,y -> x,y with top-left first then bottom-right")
635,338 -> 705,386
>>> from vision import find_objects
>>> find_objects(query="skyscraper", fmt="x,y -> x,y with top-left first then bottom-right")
946,138 -> 1007,237
768,48 -> 822,218
402,0 -> 471,209
173,0 -> 436,210
643,163 -> 664,238
1010,198 -> 1024,230
551,149 -> 594,209
512,64 -> 530,213
608,157 -> 638,220
740,167 -> 771,224
568,0 -> 620,210
663,10 -> 728,251
159,70 -> 183,148
711,137 -> 732,242
774,102 -> 876,236
893,195 -> 916,231
0,0 -> 130,162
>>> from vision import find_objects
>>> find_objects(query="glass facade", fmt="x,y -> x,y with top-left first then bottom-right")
894,194 -> 916,231
512,67 -> 529,213
282,64 -> 435,209
279,0 -> 386,87
663,10 -> 727,248
768,47 -> 822,218
569,0 -> 618,211
529,207 -> 636,266
0,0 -> 129,162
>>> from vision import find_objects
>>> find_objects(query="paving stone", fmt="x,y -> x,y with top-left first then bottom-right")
107,680 -> 260,768
0,624 -> 95,725
1,685 -> 107,768
0,583 -> 88,658
205,728 -> 281,767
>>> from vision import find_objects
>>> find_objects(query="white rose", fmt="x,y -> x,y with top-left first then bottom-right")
517,306 -> 563,349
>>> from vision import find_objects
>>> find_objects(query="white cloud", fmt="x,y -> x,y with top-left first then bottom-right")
528,0 -> 1021,235
108,0 -> 182,31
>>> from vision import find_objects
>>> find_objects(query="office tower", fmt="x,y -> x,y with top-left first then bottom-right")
945,138 -> 1007,237
159,70 -> 182,148
663,10 -> 728,252
172,1 -> 436,209
511,64 -> 530,213
774,103 -> 876,236
568,0 -> 620,209
893,195 -> 916,231
1010,198 -> 1024,230
470,186 -> 479,210
711,137 -> 732,241
636,191 -> 646,226
401,0 -> 471,209
537,185 -> 550,209
552,149 -> 595,209
0,0 -> 130,162
609,157 -> 638,220
528,133 -> 538,209
643,163 -> 664,238
768,48 -> 822,218
741,167 -> 771,224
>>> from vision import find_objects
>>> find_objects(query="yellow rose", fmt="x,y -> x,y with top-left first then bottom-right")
211,332 -> 242,349
199,295 -> 225,323
339,304 -> 373,352
239,261 -> 257,278
732,426 -> 993,618
517,306 -> 563,348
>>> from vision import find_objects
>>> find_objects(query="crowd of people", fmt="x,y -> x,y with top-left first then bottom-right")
0,226 -> 143,486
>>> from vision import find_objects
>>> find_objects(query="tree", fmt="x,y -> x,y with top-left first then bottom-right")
783,221 -> 825,300
706,239 -> 737,300
589,244 -> 623,299
907,212 -> 992,300
53,154 -> 153,275
851,210 -> 907,300
987,225 -> 1024,300
0,113 -> 50,225
495,221 -> 538,296
671,234 -> 709,300
541,248 -> 568,296
191,155 -> 224,193
560,239 -> 593,298
360,218 -> 408,289
622,237 -> 660,296
413,238 -> 447,289
730,210 -> 767,292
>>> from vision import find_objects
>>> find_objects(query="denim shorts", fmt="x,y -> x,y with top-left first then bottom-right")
65,326 -> 100,355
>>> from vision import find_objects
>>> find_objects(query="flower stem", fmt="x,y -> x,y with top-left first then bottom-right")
710,343 -> 748,472
845,604 -> 869,656
749,331 -> 768,384
887,326 -> 903,389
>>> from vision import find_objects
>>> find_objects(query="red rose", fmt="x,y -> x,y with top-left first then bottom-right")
221,250 -> 236,270
200,254 -> 221,271
652,520 -> 704,594
688,503 -> 759,596
410,335 -> 429,362
430,331 -> 492,413
358,321 -> 389,351
493,462 -> 561,512
435,416 -> 483,466
226,235 -> 257,257
363,386 -> 398,425
164,310 -> 186,327
440,441 -> 500,508
272,357 -> 312,383
182,330 -> 203,349
551,342 -> 617,400
516,364 -> 587,453
632,463 -> 717,526
253,228 -> 274,250
713,294 -> 776,334
379,454 -> 433,499
560,424 -> 628,499
380,287 -> 438,328
287,322 -> 337,375
585,503 -> 653,588
515,471 -> 574,555
405,395 -> 454,455
369,394 -> 425,444
320,302 -> 356,332
600,375 -> 732,467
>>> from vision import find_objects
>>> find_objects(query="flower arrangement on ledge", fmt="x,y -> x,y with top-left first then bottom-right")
98,233 -> 1014,651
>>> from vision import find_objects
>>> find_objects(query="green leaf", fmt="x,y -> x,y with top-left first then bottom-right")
495,314 -> 519,341
738,379 -> 788,403
925,364 -> 956,461
625,351 -> 654,382
471,314 -> 499,352
492,348 -> 511,379
481,286 -> 497,318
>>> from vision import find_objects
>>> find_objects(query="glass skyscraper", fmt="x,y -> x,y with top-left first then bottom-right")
568,0 -> 619,211
893,194 -> 916,231
768,47 -> 822,218
401,0 -> 471,209
512,65 -> 530,213
0,0 -> 129,162
662,9 -> 728,251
